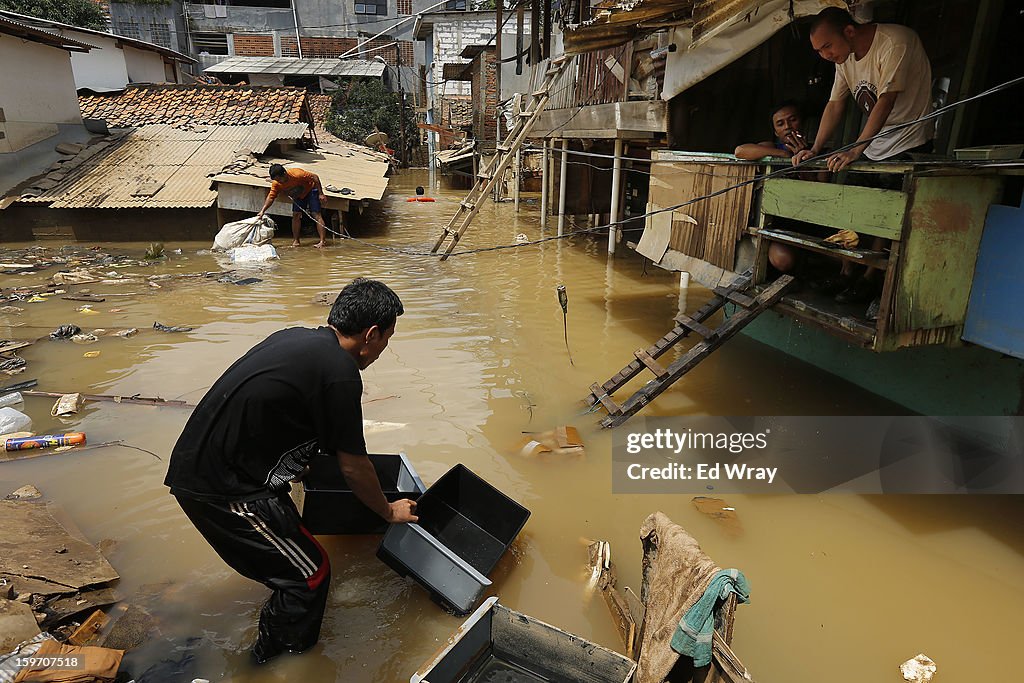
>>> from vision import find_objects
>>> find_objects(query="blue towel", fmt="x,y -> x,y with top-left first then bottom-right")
670,568 -> 750,667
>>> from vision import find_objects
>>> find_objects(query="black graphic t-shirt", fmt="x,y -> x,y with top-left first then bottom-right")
165,326 -> 366,502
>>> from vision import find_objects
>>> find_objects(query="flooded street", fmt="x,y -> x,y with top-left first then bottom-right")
2,170 -> 1022,682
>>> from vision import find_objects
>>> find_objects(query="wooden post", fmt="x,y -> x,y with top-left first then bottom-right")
514,148 -> 521,213
608,137 -> 623,255
541,139 -> 550,229
557,138 -> 569,236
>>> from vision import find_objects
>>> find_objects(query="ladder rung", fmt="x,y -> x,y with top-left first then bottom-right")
675,314 -> 717,340
589,383 -> 621,415
531,89 -> 549,98
634,348 -> 668,379
459,200 -> 475,210
714,287 -> 756,308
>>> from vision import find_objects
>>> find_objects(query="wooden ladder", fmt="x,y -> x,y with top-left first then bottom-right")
586,271 -> 795,428
430,55 -> 573,260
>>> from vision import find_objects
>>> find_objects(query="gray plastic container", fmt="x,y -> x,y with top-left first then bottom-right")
377,464 -> 530,615
302,453 -> 425,534
411,597 -> 637,683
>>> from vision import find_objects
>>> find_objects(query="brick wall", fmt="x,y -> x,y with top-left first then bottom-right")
432,19 -> 495,99
471,48 -> 498,141
441,95 -> 472,128
233,34 -> 275,57
280,36 -> 414,65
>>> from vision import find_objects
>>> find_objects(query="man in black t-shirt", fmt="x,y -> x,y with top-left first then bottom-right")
165,278 -> 417,664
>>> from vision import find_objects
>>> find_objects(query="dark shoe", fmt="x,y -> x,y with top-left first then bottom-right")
252,637 -> 284,665
835,278 -> 875,305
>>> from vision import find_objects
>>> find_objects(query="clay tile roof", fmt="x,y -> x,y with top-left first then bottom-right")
78,84 -> 314,129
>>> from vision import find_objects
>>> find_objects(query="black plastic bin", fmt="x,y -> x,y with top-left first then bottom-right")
377,464 -> 530,615
302,453 -> 425,534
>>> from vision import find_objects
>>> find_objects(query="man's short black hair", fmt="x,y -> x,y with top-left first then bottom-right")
415,186 -> 425,195
770,100 -> 801,123
269,163 -> 287,179
811,7 -> 856,34
328,278 -> 404,335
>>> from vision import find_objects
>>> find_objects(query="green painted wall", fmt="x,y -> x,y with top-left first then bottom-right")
742,308 -> 1024,415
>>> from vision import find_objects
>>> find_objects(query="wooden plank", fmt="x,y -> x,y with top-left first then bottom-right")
634,348 -> 668,378
68,609 -> 109,646
761,178 -> 906,240
713,288 -> 756,309
589,382 -> 621,414
756,228 -> 890,269
0,341 -> 31,354
602,275 -> 794,427
675,314 -> 716,340
712,630 -> 757,683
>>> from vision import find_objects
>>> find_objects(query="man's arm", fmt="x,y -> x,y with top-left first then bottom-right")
735,142 -> 790,160
825,91 -> 899,171
338,451 -> 418,523
312,172 -> 326,209
791,98 -> 847,166
256,184 -> 278,218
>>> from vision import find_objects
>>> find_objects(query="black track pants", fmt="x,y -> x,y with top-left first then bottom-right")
175,493 -> 331,658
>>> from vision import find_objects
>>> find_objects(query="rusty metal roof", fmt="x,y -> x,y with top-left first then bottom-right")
211,141 -> 391,203
19,123 -> 308,209
443,62 -> 473,81
78,84 -> 313,129
205,56 -> 385,77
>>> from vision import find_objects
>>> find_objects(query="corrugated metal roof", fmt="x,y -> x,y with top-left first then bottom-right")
205,56 -> 386,78
20,123 -> 308,209
0,15 -> 95,51
211,142 -> 390,203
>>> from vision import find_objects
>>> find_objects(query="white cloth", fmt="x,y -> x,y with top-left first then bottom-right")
829,23 -> 934,160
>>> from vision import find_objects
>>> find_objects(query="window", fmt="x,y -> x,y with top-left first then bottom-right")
355,0 -> 387,15
149,21 -> 171,49
115,19 -> 140,40
192,32 -> 230,55
445,0 -> 467,9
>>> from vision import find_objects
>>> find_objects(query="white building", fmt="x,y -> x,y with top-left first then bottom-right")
0,10 -> 196,92
0,14 -> 93,195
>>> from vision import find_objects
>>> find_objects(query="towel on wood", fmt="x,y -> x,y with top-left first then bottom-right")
670,568 -> 750,667
634,512 -> 721,683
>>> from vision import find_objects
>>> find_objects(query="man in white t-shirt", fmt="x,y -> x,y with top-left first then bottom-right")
792,7 -> 934,172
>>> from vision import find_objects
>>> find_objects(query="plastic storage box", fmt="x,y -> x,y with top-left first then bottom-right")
302,453 -> 425,534
411,597 -> 636,683
377,464 -> 530,615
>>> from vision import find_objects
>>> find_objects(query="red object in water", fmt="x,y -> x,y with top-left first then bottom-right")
4,432 -> 86,451
406,197 -> 436,202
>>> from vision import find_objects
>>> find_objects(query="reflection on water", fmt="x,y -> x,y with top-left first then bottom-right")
1,171 -> 1022,682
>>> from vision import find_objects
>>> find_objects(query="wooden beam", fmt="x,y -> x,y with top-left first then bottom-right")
761,178 -> 906,241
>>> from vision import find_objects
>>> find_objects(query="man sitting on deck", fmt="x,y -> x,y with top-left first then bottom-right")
257,163 -> 329,249
791,7 -> 935,306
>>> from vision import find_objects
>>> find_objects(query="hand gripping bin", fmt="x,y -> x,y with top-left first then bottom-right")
410,597 -> 637,683
377,464 -> 531,615
302,453 -> 426,534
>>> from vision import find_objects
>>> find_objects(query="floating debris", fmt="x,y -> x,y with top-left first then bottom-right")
50,393 -> 83,417
71,333 -> 99,345
0,306 -> 24,314
49,325 -> 81,340
113,328 -> 138,338
144,242 -> 166,260
153,322 -> 194,333
83,351 -> 101,358
4,484 -> 42,500
900,654 -> 937,682
692,496 -> 743,536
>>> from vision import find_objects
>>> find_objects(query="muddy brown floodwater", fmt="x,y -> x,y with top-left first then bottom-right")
1,170 -> 1022,682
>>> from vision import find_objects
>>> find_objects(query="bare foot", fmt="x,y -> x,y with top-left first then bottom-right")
290,240 -> 301,248
313,241 -> 326,249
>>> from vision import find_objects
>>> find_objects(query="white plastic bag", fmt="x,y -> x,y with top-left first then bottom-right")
229,244 -> 279,263
0,407 -> 32,435
212,216 -> 276,251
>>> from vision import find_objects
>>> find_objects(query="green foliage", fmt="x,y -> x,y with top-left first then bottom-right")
0,0 -> 107,30
325,79 -> 417,153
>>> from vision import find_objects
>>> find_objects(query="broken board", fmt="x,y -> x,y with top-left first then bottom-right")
0,500 -> 118,592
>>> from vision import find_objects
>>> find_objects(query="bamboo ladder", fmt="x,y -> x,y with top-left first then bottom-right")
430,55 -> 573,259
586,270 -> 796,428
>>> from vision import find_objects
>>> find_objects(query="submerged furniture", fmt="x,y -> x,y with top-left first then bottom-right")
411,597 -> 636,683
377,464 -> 531,615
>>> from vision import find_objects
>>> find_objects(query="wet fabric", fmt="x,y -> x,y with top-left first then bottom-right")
670,568 -> 750,667
12,638 -> 123,682
174,493 -> 330,659
634,512 -> 721,683
266,168 -> 318,203
165,326 -> 365,502
292,187 -> 321,215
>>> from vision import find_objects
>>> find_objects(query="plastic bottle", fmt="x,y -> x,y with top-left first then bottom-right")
4,432 -> 86,451
0,392 -> 23,408
0,407 -> 32,434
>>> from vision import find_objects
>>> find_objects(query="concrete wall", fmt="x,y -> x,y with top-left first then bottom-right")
1,205 -> 219,241
109,2 -> 188,54
124,45 -> 171,83
429,16 -> 495,99
66,32 -> 131,91
0,37 -> 81,153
